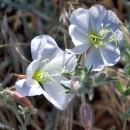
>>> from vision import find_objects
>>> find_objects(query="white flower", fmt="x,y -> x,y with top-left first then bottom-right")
15,35 -> 77,110
66,5 -> 123,71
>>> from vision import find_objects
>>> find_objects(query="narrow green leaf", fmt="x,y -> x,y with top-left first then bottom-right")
111,126 -> 115,130
104,77 -> 119,82
61,84 -> 72,90
127,67 -> 130,75
77,55 -> 82,65
25,112 -> 31,125
85,64 -> 93,77
124,87 -> 130,96
116,80 -> 124,94
120,112 -> 130,120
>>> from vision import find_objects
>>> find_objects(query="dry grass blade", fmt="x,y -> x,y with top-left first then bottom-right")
119,23 -> 130,44
1,13 -> 30,74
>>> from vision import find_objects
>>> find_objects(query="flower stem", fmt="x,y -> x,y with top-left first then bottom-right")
81,52 -> 86,68
81,94 -> 86,105
123,119 -> 127,130
81,53 -> 87,105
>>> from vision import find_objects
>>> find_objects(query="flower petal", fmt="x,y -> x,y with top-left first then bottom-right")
31,35 -> 61,60
100,44 -> 120,66
26,58 -> 41,85
43,76 -> 74,110
15,79 -> 43,96
89,5 -> 107,31
85,46 -> 105,71
46,51 -> 77,72
60,80 -> 71,88
102,10 -> 120,31
41,35 -> 61,60
66,43 -> 90,54
31,35 -> 47,60
85,45 -> 120,71
15,79 -> 63,109
69,25 -> 89,46
70,8 -> 91,33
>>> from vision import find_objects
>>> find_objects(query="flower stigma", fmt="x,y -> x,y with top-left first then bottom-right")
33,68 -> 49,83
85,23 -> 119,48
32,59 -> 71,84
32,59 -> 57,84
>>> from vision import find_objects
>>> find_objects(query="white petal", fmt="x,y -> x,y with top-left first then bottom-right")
41,35 -> 61,60
31,35 -> 47,60
85,45 -> 120,71
42,76 -> 74,110
69,25 -> 88,46
46,51 -> 77,72
15,79 -> 63,109
60,80 -> 71,88
26,58 -> 41,85
70,8 -> 91,32
66,43 -> 90,54
31,35 -> 61,61
89,5 -> 107,31
102,10 -> 120,31
85,46 -> 105,71
15,79 -> 44,96
100,44 -> 120,66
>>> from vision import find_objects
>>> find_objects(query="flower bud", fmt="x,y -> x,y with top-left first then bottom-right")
80,103 -> 93,130
3,90 -> 33,108
71,77 -> 81,90
12,92 -> 33,108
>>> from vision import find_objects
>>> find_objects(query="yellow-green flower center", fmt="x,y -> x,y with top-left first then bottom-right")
85,23 -> 119,48
32,59 -> 72,84
33,68 -> 47,83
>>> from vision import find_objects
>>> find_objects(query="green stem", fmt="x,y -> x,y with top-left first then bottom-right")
123,119 -> 127,130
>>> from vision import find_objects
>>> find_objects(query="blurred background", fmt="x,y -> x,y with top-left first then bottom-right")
0,0 -> 130,130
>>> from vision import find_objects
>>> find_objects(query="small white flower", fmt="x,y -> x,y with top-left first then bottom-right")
66,5 -> 123,71
15,35 -> 77,110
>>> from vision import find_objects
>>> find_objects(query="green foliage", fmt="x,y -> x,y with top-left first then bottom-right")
116,80 -> 130,96
111,126 -> 116,130
120,112 -> 130,120
0,123 -> 13,130
116,80 -> 124,94
127,67 -> 130,75
62,63 -> 118,98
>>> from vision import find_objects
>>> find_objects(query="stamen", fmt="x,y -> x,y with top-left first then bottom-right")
32,59 -> 70,84
85,23 -> 119,48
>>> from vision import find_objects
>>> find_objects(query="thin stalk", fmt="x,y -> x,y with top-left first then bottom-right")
81,53 -> 87,105
81,52 -> 86,68
123,78 -> 130,130
81,94 -> 86,105
123,119 -> 127,130
63,33 -> 67,49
